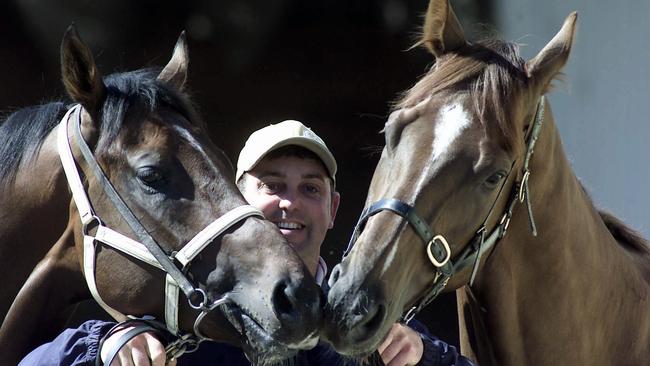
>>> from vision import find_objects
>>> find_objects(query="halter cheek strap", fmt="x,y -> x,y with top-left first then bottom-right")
57,105 -> 263,356
345,97 -> 546,323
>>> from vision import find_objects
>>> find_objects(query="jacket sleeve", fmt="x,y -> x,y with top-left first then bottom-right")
407,319 -> 476,366
18,320 -> 116,366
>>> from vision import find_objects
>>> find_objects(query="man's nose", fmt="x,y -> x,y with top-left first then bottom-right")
278,192 -> 301,211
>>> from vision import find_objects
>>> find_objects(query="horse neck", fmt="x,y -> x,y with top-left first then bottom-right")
8,127 -> 69,208
470,102 -> 650,365
0,124 -> 73,317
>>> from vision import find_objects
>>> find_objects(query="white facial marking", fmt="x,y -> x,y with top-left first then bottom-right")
432,102 -> 471,162
410,101 -> 471,203
381,236 -> 400,275
170,125 -> 220,175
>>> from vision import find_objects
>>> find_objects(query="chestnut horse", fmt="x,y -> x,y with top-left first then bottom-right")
324,1 -> 650,365
0,26 -> 321,365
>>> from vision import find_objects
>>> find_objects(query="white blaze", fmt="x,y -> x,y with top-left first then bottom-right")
409,101 -> 472,203
432,103 -> 471,161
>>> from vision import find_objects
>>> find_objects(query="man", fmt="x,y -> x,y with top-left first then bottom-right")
20,120 -> 472,366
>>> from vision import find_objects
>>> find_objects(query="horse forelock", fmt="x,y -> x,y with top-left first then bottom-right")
95,68 -> 205,154
393,39 -> 529,155
0,68 -> 204,184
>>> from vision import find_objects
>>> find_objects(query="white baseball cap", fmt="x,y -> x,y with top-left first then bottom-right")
235,120 -> 337,182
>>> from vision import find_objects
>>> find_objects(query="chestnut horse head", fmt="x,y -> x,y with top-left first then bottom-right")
326,1 -> 649,363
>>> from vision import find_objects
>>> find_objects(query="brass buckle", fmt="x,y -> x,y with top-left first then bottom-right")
426,235 -> 451,268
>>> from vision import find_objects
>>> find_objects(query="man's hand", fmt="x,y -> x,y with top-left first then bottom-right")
100,326 -> 173,366
377,323 -> 424,366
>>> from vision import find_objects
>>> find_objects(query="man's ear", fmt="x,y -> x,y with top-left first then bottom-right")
329,191 -> 341,229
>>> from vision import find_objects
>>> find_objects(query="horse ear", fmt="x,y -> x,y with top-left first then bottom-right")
60,24 -> 105,112
525,12 -> 578,92
420,0 -> 467,57
157,31 -> 189,90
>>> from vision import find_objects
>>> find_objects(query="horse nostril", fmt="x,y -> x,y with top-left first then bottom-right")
272,280 -> 297,320
354,301 -> 385,337
328,263 -> 342,287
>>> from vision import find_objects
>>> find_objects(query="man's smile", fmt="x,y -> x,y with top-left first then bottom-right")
276,221 -> 305,230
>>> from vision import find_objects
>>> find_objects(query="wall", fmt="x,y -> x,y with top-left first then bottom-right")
495,0 -> 650,237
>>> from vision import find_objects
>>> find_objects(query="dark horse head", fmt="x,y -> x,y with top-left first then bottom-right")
48,26 -> 321,363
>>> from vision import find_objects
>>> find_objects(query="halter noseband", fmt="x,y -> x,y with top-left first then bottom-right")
344,97 -> 546,323
57,105 -> 262,357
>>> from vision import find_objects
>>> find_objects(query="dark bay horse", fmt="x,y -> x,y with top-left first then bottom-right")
0,26 -> 321,365
324,0 -> 650,364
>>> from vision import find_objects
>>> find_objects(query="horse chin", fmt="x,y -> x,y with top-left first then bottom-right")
220,303 -> 299,365
322,302 -> 394,358
323,334 -> 382,359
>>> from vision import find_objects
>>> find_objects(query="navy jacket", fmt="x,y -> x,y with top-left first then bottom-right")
19,319 -> 474,366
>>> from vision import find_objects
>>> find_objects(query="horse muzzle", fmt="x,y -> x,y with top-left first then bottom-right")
323,262 -> 388,356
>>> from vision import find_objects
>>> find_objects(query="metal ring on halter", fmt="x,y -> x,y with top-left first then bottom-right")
498,212 -> 511,239
402,306 -> 418,324
82,215 -> 103,236
519,170 -> 531,202
166,336 -> 201,359
426,235 -> 451,267
192,295 -> 230,341
187,288 -> 208,310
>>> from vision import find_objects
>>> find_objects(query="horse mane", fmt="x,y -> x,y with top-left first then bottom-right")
599,210 -> 650,256
0,68 -> 203,183
0,102 -> 67,183
578,182 -> 650,278
393,39 -> 529,154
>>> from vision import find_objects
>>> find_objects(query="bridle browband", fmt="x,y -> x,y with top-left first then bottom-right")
57,104 -> 263,359
344,97 -> 545,323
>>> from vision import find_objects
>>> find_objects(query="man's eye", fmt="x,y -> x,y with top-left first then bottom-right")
261,182 -> 281,193
304,184 -> 320,194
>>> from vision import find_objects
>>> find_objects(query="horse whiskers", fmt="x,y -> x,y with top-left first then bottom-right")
359,145 -> 384,158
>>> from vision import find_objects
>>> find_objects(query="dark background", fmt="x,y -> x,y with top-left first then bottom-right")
0,0 -> 494,347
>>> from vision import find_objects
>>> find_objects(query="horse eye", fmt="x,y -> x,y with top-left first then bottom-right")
484,171 -> 506,187
136,167 -> 167,189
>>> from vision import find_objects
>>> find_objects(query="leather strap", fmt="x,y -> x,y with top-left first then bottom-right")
344,97 -> 546,322
57,104 -> 264,354
100,325 -> 163,366
71,109 -> 198,300
97,319 -> 172,366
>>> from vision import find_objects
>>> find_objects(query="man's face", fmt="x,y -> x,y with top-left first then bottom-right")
240,155 -> 340,274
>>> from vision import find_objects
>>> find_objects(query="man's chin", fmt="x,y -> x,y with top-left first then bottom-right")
280,231 -> 307,247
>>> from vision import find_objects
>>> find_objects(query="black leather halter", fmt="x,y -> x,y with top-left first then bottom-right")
344,97 -> 546,323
